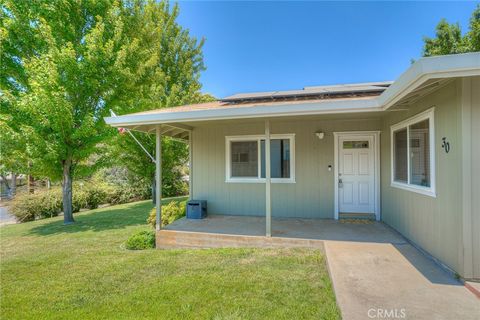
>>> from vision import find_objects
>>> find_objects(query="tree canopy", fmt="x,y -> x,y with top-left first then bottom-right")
423,4 -> 480,56
1,0 -> 211,223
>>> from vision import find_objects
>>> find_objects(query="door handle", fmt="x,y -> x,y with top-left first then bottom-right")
338,178 -> 343,188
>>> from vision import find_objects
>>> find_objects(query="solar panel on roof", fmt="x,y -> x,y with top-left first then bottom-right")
222,91 -> 276,100
220,81 -> 392,102
303,81 -> 393,91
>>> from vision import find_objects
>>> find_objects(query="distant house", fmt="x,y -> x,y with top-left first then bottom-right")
106,53 -> 480,281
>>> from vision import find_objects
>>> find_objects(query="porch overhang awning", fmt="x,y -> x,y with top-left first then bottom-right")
104,52 -> 480,134
103,52 -> 479,237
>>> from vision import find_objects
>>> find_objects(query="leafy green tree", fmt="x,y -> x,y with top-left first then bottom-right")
1,0 -> 209,223
109,2 -> 215,197
423,5 -> 480,56
112,93 -> 215,198
0,117 -> 27,195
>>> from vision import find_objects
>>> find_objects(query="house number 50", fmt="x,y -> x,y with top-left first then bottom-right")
441,137 -> 450,153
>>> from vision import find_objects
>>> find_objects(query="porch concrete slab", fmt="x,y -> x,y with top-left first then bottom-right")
165,215 -> 405,244
325,241 -> 480,320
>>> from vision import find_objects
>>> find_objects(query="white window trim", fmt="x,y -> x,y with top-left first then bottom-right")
390,107 -> 436,197
225,134 -> 295,183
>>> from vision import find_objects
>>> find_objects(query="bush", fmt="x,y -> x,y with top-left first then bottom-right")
11,190 -> 62,222
104,184 -> 150,206
11,181 -> 150,223
147,200 -> 186,228
125,230 -> 155,250
78,185 -> 107,209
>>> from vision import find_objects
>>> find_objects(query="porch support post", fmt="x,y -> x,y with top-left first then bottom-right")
189,131 -> 193,200
265,120 -> 272,237
155,125 -> 162,231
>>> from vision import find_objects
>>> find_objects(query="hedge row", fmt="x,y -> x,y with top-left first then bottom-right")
10,183 -> 150,222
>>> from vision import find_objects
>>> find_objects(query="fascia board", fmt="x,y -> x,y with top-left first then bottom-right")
104,98 -> 381,126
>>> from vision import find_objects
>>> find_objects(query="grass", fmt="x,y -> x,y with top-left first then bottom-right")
0,198 -> 340,320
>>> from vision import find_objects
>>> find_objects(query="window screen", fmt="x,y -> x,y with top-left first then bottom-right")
260,139 -> 290,178
231,141 -> 258,177
409,119 -> 430,187
393,128 -> 408,183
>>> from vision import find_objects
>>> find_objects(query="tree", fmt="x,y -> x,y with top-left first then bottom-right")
112,93 -> 215,198
108,2 -> 215,197
1,0 -> 208,224
423,5 -> 480,56
0,115 -> 28,195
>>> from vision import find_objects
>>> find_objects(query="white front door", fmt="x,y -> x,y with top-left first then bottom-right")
338,135 -> 376,214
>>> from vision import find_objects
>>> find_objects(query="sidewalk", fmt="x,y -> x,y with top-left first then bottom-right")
325,240 -> 480,320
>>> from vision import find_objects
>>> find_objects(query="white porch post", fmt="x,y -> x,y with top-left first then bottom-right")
265,120 -> 272,237
189,131 -> 193,200
155,125 -> 162,231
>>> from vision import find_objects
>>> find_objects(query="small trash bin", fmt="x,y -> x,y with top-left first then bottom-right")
186,200 -> 207,219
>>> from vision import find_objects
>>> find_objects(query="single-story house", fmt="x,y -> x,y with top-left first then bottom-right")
105,52 -> 480,281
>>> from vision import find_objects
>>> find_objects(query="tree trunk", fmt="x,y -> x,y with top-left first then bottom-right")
11,173 -> 16,196
62,159 -> 75,224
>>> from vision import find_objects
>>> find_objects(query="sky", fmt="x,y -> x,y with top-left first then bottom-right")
176,1 -> 478,98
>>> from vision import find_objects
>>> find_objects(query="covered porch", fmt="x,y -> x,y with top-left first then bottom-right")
156,215 -> 406,249
103,53 -> 479,257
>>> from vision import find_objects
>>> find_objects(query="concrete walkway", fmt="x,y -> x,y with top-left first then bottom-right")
325,239 -> 480,320
0,205 -> 16,226
161,215 -> 479,318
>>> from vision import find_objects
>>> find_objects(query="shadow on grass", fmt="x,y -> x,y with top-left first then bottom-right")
27,201 -> 154,236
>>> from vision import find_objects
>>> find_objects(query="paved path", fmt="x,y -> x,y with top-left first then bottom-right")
0,205 -> 16,226
325,239 -> 480,320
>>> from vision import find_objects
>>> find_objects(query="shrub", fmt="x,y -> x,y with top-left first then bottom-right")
83,185 -> 107,209
11,181 -> 150,223
72,190 -> 87,213
11,190 -> 62,222
125,230 -> 155,250
105,184 -> 150,205
147,200 -> 186,228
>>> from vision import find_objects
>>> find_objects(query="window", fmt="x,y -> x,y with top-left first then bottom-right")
261,139 -> 290,178
226,134 -> 295,183
393,128 -> 408,183
231,141 -> 258,177
343,140 -> 369,149
390,108 -> 435,197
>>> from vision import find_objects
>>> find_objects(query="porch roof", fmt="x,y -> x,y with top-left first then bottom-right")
104,52 -> 480,138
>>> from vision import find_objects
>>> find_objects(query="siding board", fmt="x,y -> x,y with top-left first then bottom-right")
192,117 -> 381,218
381,80 -> 463,274
189,78 -> 477,278
470,77 -> 480,279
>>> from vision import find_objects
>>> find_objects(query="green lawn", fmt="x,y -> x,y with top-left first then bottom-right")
0,198 -> 340,320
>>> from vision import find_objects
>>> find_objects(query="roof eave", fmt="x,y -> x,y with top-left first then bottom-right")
379,52 -> 480,109
104,52 -> 480,127
104,98 -> 381,127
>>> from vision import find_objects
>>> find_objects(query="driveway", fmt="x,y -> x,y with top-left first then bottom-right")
324,228 -> 480,320
0,205 -> 16,226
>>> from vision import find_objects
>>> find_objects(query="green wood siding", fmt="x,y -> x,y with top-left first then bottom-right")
470,77 -> 480,280
192,116 -> 381,218
380,80 -> 463,274
190,78 -> 478,279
